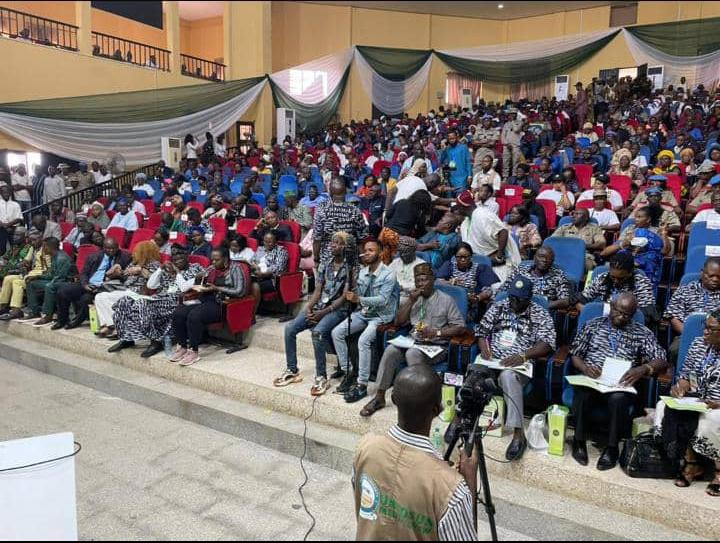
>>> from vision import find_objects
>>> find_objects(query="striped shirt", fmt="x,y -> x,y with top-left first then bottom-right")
253,245 -> 289,276
571,317 -> 665,371
580,270 -> 655,309
384,425 -> 477,541
680,338 -> 720,401
500,263 -> 571,303
313,200 -> 368,267
664,281 -> 720,323
474,299 -> 557,360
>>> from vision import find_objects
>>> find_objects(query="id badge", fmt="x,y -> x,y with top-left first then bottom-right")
603,303 -> 611,316
689,372 -> 699,392
181,214 -> 188,222
496,329 -> 517,350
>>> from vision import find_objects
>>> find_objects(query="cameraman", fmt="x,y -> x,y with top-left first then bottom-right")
353,365 -> 477,541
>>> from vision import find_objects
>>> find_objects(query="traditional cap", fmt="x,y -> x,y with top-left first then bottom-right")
645,186 -> 663,196
709,174 -> 720,187
648,174 -> 668,183
413,262 -> 434,277
456,190 -> 475,207
594,173 -> 610,185
549,173 -> 565,183
508,275 -> 533,299
593,189 -> 608,199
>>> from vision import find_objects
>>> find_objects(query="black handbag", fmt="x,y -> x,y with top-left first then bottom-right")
619,431 -> 676,479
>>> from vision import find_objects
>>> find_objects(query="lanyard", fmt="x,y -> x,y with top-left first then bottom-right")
419,299 -> 427,321
509,313 -> 520,332
701,348 -> 720,374
607,322 -> 622,355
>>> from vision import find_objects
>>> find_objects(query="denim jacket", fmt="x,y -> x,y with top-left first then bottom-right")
356,262 -> 399,324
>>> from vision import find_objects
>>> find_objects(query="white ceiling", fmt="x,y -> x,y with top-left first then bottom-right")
177,1 -> 225,21
301,1 -> 629,20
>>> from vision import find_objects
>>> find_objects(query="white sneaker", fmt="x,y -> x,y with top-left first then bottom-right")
178,350 -> 200,366
310,376 -> 331,396
273,369 -> 303,387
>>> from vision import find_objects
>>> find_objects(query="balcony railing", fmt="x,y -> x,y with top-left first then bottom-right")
92,31 -> 170,71
0,6 -> 78,51
181,54 -> 225,82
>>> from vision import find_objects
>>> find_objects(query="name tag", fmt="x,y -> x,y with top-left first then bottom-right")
181,214 -> 188,222
200,190 -> 207,196
505,188 -> 515,196
603,303 -> 611,316
689,372 -> 699,392
706,246 -> 720,257
204,233 -> 213,241
444,373 -> 464,387
229,223 -> 237,231
169,232 -> 178,240
496,329 -> 517,350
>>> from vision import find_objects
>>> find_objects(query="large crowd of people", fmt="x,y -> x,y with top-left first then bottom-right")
1,75 -> 720,495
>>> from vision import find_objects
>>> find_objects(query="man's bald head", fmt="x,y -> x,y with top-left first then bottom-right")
610,292 -> 638,329
392,366 -> 442,433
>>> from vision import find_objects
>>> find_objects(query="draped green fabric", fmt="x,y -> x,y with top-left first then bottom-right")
627,17 -> 720,57
355,45 -> 432,81
269,65 -> 351,134
435,30 -> 621,84
0,77 -> 266,122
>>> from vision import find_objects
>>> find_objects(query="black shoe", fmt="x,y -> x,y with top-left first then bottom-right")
140,341 -> 164,358
572,440 -> 589,466
344,384 -> 367,403
64,318 -> 83,330
505,436 -> 527,462
330,367 -> 345,380
597,446 -> 619,471
335,374 -> 356,394
51,321 -> 67,331
19,311 -> 41,321
108,340 -> 135,353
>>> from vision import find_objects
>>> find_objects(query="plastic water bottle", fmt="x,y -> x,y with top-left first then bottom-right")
432,427 -> 444,453
163,335 -> 173,357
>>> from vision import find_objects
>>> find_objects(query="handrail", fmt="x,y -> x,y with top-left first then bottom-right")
181,53 -> 226,82
0,6 -> 78,51
24,164 -> 158,219
92,31 -> 170,71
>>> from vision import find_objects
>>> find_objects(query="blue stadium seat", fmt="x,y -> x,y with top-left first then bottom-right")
675,313 -> 707,383
494,292 -> 550,310
688,222 -> 720,252
686,246 -> 711,276
250,192 -> 266,208
680,272 -> 701,286
558,216 -> 598,227
472,254 -> 492,268
542,237 -> 586,286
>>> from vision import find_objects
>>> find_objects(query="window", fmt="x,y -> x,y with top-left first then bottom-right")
288,70 -> 328,98
7,151 -> 42,174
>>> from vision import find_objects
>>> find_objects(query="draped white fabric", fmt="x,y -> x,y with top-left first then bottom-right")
439,28 -> 618,61
623,29 -> 720,89
353,48 -> 432,116
269,48 -> 354,104
0,80 -> 267,166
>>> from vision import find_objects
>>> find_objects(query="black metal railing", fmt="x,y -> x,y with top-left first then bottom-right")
0,6 -> 78,51
23,164 -> 157,220
92,31 -> 170,71
181,53 -> 225,82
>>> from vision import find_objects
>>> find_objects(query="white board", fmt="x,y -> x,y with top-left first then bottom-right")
0,432 -> 78,541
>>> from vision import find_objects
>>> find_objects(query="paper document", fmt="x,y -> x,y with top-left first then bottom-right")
565,375 -> 637,395
388,336 -> 445,358
661,396 -> 710,413
475,357 -> 534,379
598,357 -> 632,387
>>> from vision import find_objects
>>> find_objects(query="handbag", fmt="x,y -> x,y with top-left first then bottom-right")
619,431 -> 675,479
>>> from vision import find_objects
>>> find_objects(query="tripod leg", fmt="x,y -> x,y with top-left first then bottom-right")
475,436 -> 498,542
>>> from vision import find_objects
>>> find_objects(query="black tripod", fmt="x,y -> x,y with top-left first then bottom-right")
444,415 -> 498,542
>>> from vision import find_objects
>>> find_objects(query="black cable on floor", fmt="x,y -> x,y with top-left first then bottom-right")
0,441 -> 82,472
298,395 -> 319,541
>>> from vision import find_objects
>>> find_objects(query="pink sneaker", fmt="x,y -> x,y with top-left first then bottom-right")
169,346 -> 187,362
178,350 -> 200,366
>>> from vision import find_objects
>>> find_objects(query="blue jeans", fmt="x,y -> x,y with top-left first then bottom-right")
284,309 -> 347,377
331,312 -> 384,386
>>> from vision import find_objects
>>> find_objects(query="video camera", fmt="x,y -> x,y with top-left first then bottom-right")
451,365 -> 497,444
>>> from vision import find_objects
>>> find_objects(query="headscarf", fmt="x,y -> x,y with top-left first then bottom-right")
679,147 -> 695,160
397,236 -> 417,259
612,148 -> 632,167
657,150 -> 675,162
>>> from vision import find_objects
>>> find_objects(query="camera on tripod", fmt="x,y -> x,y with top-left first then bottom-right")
451,365 -> 498,444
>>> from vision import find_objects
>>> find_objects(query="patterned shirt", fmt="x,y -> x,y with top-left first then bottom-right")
571,316 -> 666,371
500,262 -> 571,302
474,299 -> 556,361
351,425 -> 477,542
664,281 -> 720,322
313,201 -> 368,267
580,270 -> 656,309
253,245 -> 289,276
313,261 -> 355,311
679,338 -> 720,401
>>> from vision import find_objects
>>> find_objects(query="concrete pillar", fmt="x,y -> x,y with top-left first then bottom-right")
165,1 -> 182,74
224,1 -> 273,145
74,1 -> 92,55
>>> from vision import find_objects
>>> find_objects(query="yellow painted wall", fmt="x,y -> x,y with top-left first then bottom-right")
180,16 -> 223,62
0,1 -> 75,23
91,8 -> 167,49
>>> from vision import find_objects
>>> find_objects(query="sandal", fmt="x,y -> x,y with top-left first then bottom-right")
707,473 -> 720,497
360,398 -> 386,418
675,460 -> 704,488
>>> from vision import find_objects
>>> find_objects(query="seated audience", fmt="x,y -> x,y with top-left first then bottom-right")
537,174 -> 575,215
24,237 -> 77,326
388,236 -> 425,304
552,208 -> 606,271
500,246 -> 572,310
186,226 -> 212,259
107,198 -> 139,232
436,242 -> 498,316
249,231 -> 289,311
416,213 -> 460,271
505,204 -> 542,259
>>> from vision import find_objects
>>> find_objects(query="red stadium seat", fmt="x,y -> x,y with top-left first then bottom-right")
576,199 -> 610,210
128,228 -> 156,252
62,241 -> 75,257
134,212 -> 145,227
608,174 -> 632,204
236,218 -> 257,237
146,213 -> 163,230
186,201 -> 205,213
189,255 -> 211,267
664,174 -> 683,203
59,221 -> 74,239
573,164 -> 594,190
207,262 -> 256,353
105,226 -> 128,248
168,231 -> 187,246
76,244 -> 100,273
537,199 -> 557,230
246,237 -> 258,251
498,185 -> 523,208
261,242 -> 303,308
140,199 -> 156,215
280,220 -> 301,243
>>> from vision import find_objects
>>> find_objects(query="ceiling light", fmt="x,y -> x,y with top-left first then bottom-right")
498,4 -> 504,8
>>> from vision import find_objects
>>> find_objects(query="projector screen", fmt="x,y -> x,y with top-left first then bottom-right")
91,1 -> 163,29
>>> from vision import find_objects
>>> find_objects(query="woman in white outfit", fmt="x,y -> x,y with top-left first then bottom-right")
184,134 -> 198,160
94,241 -> 161,339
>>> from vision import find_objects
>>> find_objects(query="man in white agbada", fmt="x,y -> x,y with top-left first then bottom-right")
454,189 -> 520,282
